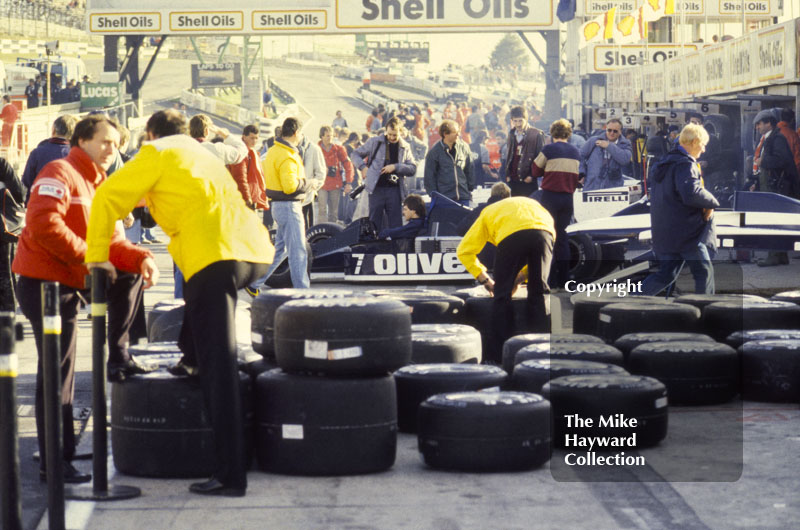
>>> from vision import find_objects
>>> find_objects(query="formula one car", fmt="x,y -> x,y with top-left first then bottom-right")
566,191 -> 800,281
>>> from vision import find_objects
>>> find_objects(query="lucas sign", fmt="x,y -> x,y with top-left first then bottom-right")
86,0 -> 558,34
80,82 -> 123,109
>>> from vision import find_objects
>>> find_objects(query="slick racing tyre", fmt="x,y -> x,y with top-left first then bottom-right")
725,329 -> 800,349
148,305 -> 184,343
510,359 -> 628,394
418,391 -> 551,472
111,370 -> 253,478
274,297 -> 412,376
541,374 -> 668,449
674,293 -> 765,312
769,290 -> 800,305
614,332 -> 716,360
306,222 -> 344,244
411,324 -> 482,364
501,333 -> 604,374
739,340 -> 800,402
512,342 -> 625,372
146,299 -> 184,340
628,341 -> 739,405
567,233 -> 602,282
598,302 -> 701,343
255,369 -> 397,475
394,364 -> 507,433
702,301 -> 800,341
250,288 -> 358,358
368,289 -> 466,324
570,293 -> 672,336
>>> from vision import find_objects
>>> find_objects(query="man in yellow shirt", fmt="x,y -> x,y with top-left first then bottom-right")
457,196 -> 555,363
85,109 -> 274,497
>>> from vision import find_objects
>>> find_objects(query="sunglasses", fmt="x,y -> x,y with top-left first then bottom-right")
607,129 -> 621,134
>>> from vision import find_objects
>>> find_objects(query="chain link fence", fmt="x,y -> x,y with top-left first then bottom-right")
0,0 -> 96,42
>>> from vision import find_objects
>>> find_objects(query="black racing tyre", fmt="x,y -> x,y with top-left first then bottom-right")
770,290 -> 800,305
306,222 -> 344,244
627,341 -> 739,405
452,286 -> 485,301
541,374 -> 668,449
411,324 -> 482,364
501,333 -> 604,374
614,332 -> 716,360
739,340 -> 800,402
702,301 -> 800,342
274,297 -> 412,376
598,302 -> 701,343
570,293 -> 672,336
674,293 -> 765,312
148,305 -> 185,343
255,369 -> 397,475
128,342 -> 182,370
250,288 -> 358,358
726,329 -> 800,349
146,299 -> 184,339
417,391 -> 551,471
513,342 -> 625,371
568,233 -> 602,281
263,241 -> 314,288
510,359 -> 628,394
462,285 -> 554,364
394,364 -> 507,433
111,370 -> 252,478
369,289 -> 466,324
241,357 -> 279,382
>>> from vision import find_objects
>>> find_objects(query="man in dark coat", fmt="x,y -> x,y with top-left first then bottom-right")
753,109 -> 800,199
21,115 -> 77,203
641,124 -> 719,296
500,105 -> 544,197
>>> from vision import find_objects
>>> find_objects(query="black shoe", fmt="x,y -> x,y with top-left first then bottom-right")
40,462 -> 92,484
108,356 -> 154,382
167,359 -> 199,377
189,478 -> 245,497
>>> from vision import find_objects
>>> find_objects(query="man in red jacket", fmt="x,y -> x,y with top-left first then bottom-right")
228,124 -> 268,211
318,125 -> 353,223
12,115 -> 158,483
0,95 -> 19,148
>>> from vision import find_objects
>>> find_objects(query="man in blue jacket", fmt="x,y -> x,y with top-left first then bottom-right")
640,123 -> 719,296
424,119 -> 474,205
21,114 -> 77,203
579,118 -> 632,190
351,116 -> 417,232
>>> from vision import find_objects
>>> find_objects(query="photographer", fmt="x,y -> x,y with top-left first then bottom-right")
351,116 -> 417,232
318,125 -> 354,223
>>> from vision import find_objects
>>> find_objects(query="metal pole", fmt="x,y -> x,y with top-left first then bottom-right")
0,312 -> 22,530
42,282 -> 65,530
66,268 -> 140,501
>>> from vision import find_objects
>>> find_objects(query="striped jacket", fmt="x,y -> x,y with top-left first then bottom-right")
531,141 -> 581,194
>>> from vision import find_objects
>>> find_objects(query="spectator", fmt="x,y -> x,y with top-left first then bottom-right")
579,118 -> 632,190
423,119 -> 473,204
332,110 -> 348,129
0,158 -> 23,311
777,108 -> 800,177
262,87 -> 277,115
501,105 -> 545,197
21,114 -> 77,203
457,196 -> 555,362
640,124 -> 718,295
378,193 -> 426,239
318,125 -> 354,223
85,109 -> 273,497
531,119 -> 581,288
188,114 -> 248,166
351,116 -> 417,232
228,124 -> 268,212
249,117 -> 310,295
14,115 -> 157,484
25,78 -> 39,108
1,95 -> 19,147
344,131 -> 360,158
298,134 -> 325,229
752,109 -> 799,199
465,104 -> 486,139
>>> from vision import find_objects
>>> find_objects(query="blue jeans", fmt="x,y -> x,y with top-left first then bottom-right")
251,201 -> 309,289
641,243 -> 715,296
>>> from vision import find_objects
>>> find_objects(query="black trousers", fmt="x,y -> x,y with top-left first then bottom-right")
178,260 -> 268,489
538,190 -> 574,288
490,229 -> 553,358
17,271 -> 143,467
0,241 -> 15,311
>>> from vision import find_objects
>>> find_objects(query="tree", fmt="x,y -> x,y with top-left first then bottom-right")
490,34 -> 530,70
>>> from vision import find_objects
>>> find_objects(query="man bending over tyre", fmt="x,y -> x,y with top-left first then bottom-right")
85,109 -> 274,497
456,196 -> 555,362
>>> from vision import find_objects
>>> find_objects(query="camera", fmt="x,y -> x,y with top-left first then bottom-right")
387,173 -> 399,184
327,165 -> 338,178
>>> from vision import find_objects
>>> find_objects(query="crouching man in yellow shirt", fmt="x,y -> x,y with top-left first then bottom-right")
456,195 -> 555,363
84,109 -> 274,497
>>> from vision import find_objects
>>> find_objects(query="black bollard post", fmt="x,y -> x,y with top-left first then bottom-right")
42,282 -> 66,530
0,312 -> 22,530
66,268 -> 140,501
